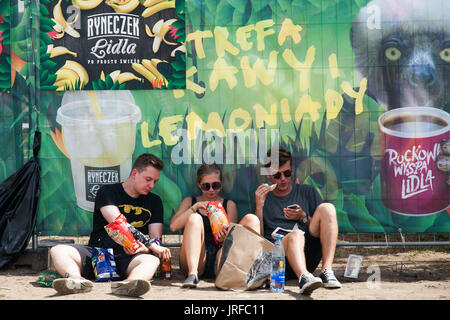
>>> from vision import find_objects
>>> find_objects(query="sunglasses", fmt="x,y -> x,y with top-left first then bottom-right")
200,182 -> 222,191
272,169 -> 292,180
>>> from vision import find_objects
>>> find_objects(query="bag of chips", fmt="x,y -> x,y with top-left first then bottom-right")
91,247 -> 121,282
104,214 -> 139,252
206,201 -> 230,244
37,271 -> 61,287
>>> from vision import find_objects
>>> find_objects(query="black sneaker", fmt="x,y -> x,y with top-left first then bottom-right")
299,272 -> 323,295
319,268 -> 342,289
182,274 -> 199,288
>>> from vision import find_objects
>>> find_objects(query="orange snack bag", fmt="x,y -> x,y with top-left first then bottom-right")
206,201 -> 230,244
104,214 -> 139,252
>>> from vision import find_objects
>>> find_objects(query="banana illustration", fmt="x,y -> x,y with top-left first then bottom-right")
171,44 -> 185,57
132,63 -> 157,83
145,19 -> 177,53
72,0 -> 104,10
142,1 -> 175,18
52,0 -> 80,38
106,0 -> 139,13
47,45 -> 78,58
100,70 -> 142,84
54,60 -> 89,90
143,0 -> 167,7
55,67 -> 79,82
116,72 -> 142,84
132,60 -> 168,87
53,0 -> 66,26
142,59 -> 167,85
108,70 -> 121,82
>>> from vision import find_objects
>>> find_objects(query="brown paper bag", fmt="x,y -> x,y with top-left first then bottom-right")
215,223 -> 274,291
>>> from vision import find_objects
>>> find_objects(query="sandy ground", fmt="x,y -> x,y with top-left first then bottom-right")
0,243 -> 449,302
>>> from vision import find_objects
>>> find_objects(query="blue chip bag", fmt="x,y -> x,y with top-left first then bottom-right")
91,247 -> 121,282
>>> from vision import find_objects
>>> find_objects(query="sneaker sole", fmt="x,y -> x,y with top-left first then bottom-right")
52,278 -> 93,295
111,280 -> 151,297
181,282 -> 198,288
323,282 -> 342,289
300,280 -> 323,295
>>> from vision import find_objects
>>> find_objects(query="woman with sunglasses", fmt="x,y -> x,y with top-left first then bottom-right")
170,163 -> 259,288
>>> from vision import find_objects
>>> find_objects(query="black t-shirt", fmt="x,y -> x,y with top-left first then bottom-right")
88,183 -> 164,253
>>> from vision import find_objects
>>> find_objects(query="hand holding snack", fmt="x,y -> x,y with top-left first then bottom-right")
104,214 -> 140,253
192,201 -> 210,216
255,183 -> 276,208
206,201 -> 230,244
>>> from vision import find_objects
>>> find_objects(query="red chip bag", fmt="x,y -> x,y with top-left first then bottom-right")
104,214 -> 139,252
206,201 -> 230,244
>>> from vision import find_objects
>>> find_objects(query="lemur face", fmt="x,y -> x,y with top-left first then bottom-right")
351,0 -> 450,110
381,32 -> 450,109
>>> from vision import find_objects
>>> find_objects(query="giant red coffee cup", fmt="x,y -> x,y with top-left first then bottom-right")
378,107 -> 449,215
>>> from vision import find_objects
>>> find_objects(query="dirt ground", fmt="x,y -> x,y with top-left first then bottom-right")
0,236 -> 449,302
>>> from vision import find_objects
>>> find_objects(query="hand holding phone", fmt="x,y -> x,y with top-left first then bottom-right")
287,204 -> 299,209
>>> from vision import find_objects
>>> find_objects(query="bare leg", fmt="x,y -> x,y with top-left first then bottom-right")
238,214 -> 260,233
50,245 -> 94,295
49,245 -> 84,279
179,214 -> 207,277
282,230 -> 308,278
125,254 -> 160,281
308,203 -> 338,270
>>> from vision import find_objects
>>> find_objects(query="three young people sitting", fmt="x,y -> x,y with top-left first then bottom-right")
50,150 -> 341,297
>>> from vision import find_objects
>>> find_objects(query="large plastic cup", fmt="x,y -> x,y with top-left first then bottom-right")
56,96 -> 141,212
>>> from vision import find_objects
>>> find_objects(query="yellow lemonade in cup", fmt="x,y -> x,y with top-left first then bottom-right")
56,93 -> 141,212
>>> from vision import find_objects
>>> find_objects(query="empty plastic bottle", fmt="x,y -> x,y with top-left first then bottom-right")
270,234 -> 285,293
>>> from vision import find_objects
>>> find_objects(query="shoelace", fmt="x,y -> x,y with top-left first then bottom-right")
322,268 -> 337,280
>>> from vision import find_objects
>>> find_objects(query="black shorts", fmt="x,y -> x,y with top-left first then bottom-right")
74,245 -> 138,281
199,244 -> 220,280
285,227 -> 322,280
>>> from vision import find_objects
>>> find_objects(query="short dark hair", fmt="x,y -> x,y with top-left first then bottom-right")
264,147 -> 292,168
132,153 -> 164,172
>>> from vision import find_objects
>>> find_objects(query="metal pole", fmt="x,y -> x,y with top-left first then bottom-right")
337,241 -> 450,246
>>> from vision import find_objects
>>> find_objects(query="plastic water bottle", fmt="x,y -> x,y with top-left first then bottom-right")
270,234 -> 285,293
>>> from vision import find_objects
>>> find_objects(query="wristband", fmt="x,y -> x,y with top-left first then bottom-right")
149,237 -> 162,247
190,206 -> 196,213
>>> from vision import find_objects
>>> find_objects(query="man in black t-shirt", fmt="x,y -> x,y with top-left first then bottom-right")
50,153 -> 171,297
254,148 -> 341,295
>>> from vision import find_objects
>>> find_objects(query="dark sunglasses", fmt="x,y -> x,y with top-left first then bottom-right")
272,169 -> 292,180
200,182 -> 222,191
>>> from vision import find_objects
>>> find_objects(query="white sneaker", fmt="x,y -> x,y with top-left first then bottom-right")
111,279 -> 151,297
52,278 -> 93,295
299,272 -> 323,295
319,268 -> 342,289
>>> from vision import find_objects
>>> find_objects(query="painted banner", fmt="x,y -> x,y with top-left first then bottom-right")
39,0 -> 185,90
3,0 -> 450,235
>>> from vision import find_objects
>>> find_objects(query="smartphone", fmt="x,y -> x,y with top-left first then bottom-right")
271,227 -> 292,239
287,204 -> 299,209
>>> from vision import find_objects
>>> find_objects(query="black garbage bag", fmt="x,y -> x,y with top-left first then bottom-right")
0,131 -> 41,269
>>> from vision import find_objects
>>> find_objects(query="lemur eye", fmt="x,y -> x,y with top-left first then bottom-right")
440,48 -> 450,62
385,47 -> 402,61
